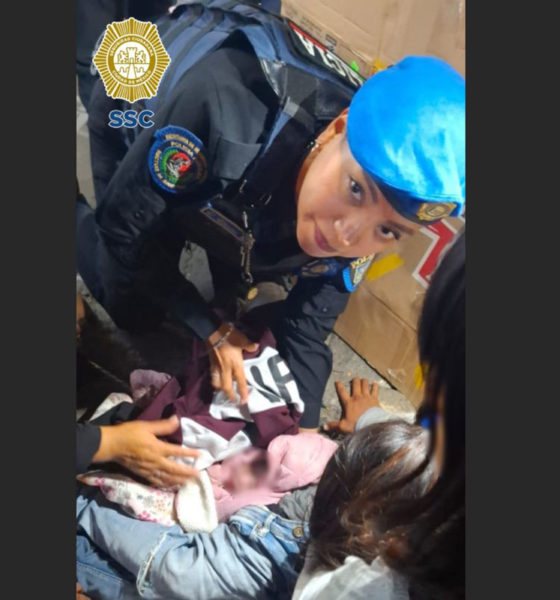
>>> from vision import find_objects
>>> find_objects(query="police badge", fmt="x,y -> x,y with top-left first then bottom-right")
342,255 -> 374,291
93,17 -> 170,103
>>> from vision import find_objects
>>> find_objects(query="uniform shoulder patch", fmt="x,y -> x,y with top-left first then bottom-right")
342,255 -> 374,292
148,125 -> 208,193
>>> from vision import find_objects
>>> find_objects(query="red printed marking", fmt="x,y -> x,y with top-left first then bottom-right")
288,21 -> 327,52
413,221 -> 458,288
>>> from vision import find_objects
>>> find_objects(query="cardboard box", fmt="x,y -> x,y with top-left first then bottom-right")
335,218 -> 464,407
281,0 -> 465,77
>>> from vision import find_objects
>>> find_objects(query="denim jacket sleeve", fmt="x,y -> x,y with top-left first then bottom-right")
77,494 -> 275,600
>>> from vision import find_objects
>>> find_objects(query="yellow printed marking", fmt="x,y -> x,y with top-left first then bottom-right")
414,363 -> 425,389
370,58 -> 388,75
366,253 -> 404,281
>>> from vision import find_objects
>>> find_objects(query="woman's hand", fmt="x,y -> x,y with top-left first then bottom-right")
324,378 -> 381,434
76,583 -> 90,600
207,323 -> 259,404
93,415 -> 199,487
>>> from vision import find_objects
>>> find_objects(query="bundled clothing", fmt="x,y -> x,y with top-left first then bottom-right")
79,331 -> 336,531
81,432 -> 336,530
137,331 -> 304,469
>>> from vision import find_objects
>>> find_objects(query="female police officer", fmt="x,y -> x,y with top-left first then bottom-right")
77,13 -> 465,431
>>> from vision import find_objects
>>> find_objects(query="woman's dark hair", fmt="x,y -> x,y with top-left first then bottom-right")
310,421 -> 435,569
311,230 -> 465,600
400,228 -> 465,600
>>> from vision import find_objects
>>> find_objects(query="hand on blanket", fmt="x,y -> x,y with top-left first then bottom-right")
207,323 -> 259,404
93,416 -> 200,487
324,379 -> 381,434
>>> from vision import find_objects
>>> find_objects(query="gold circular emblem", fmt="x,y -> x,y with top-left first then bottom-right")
416,202 -> 456,221
93,18 -> 171,103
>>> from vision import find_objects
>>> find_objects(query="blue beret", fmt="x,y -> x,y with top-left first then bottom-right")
347,56 -> 465,224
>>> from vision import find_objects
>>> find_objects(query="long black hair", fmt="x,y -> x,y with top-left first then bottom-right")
388,229 -> 465,599
309,229 -> 465,599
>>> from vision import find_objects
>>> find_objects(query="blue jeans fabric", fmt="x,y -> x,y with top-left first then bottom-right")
77,491 -> 309,599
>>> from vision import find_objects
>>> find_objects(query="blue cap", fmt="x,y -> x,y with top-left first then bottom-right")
347,56 -> 465,224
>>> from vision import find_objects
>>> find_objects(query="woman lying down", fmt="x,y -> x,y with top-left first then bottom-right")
77,414 -> 434,599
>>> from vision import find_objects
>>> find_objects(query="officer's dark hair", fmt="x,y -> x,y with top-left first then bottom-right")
310,229 -> 465,600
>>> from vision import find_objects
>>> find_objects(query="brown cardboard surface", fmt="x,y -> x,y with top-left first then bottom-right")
335,286 -> 424,406
281,0 -> 381,75
281,0 -> 465,76
335,218 -> 464,406
365,217 -> 464,327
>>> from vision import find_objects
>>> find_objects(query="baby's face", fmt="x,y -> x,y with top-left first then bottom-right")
225,456 -> 268,493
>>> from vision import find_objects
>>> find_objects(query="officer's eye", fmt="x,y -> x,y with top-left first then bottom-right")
378,225 -> 400,241
349,177 -> 363,204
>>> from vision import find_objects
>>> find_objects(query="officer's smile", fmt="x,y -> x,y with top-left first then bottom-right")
313,223 -> 337,254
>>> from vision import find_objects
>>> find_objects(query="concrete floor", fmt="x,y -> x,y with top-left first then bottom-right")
76,92 -> 415,425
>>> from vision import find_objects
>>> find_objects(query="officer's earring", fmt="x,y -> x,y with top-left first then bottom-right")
309,139 -> 322,158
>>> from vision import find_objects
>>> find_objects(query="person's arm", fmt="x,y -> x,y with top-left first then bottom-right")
77,495 -> 276,599
272,277 -> 351,429
76,423 -> 101,474
323,378 -> 397,434
76,416 -> 200,487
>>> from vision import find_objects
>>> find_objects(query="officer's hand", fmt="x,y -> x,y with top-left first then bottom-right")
92,416 -> 200,487
76,583 -> 90,600
207,324 -> 259,404
324,378 -> 381,434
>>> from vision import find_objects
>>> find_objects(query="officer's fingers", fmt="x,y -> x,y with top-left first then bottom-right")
210,368 -> 222,389
233,363 -> 249,404
334,381 -> 350,406
207,351 -> 222,389
351,378 -> 361,396
221,366 -> 235,401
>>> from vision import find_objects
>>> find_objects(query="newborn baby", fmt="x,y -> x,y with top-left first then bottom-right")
80,433 -> 337,530
207,433 -> 338,521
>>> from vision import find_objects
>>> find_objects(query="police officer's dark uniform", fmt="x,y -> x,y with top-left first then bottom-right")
78,16 -> 370,429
